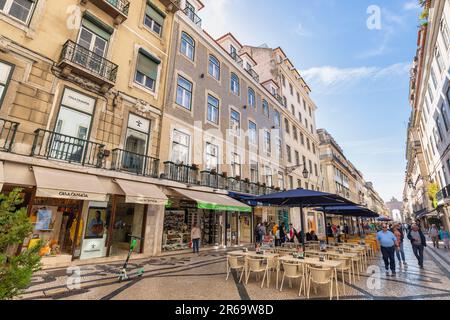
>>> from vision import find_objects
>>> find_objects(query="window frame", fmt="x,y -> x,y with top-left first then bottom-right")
248,87 -> 256,108
180,32 -> 195,61
0,0 -> 37,25
230,73 -> 240,95
0,60 -> 14,108
175,75 -> 193,111
206,94 -> 219,124
208,54 -> 220,80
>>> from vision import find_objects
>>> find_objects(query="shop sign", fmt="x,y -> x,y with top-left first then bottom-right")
36,188 -> 108,202
125,196 -> 167,205
179,200 -> 198,209
62,88 -> 95,114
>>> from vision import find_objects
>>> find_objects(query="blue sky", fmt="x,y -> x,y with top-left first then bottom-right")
201,0 -> 423,202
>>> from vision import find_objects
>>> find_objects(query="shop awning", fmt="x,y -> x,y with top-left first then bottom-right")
32,166 -> 108,201
114,179 -> 167,205
169,188 -> 252,212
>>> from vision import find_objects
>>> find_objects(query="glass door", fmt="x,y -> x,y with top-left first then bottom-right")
123,128 -> 148,174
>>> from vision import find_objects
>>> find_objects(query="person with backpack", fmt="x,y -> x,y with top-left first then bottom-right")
407,224 -> 427,269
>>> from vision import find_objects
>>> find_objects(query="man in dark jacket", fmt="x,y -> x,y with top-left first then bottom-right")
407,224 -> 427,269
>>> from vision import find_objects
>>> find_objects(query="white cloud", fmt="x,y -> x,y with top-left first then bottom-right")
403,1 -> 420,11
201,0 -> 238,38
301,62 -> 411,93
295,23 -> 313,37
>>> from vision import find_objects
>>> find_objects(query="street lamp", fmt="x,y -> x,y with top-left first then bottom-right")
286,164 -> 309,179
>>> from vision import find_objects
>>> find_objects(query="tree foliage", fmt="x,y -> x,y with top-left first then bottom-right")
0,188 -> 41,300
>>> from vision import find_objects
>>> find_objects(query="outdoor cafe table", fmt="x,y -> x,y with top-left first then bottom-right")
277,255 -> 343,299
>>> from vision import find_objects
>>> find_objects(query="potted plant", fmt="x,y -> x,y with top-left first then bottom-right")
222,171 -> 228,178
235,175 -> 241,181
191,163 -> 199,170
210,168 -> 217,174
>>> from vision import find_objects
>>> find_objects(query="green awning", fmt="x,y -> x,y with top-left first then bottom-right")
169,188 -> 252,213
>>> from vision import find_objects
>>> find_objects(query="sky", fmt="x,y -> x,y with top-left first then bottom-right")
200,0 -> 423,202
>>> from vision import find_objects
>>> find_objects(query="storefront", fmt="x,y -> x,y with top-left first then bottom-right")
254,206 -> 290,233
161,188 -> 251,251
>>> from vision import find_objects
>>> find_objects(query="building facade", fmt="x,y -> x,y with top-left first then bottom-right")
403,0 -> 450,231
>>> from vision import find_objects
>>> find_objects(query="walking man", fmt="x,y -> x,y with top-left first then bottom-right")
377,223 -> 397,276
407,224 -> 427,269
429,224 -> 440,249
191,224 -> 201,254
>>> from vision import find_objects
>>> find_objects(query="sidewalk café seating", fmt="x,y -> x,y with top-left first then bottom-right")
307,266 -> 335,300
328,255 -> 353,295
280,261 -> 306,296
265,255 -> 279,288
245,257 -> 269,288
226,255 -> 245,283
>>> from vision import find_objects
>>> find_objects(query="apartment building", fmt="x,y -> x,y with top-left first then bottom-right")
0,0 -> 179,265
404,0 -> 450,231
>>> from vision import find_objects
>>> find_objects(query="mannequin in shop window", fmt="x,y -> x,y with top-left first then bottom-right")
87,210 -> 105,238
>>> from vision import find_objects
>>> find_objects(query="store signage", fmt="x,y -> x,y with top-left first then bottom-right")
179,200 -> 197,209
62,88 -> 95,114
128,114 -> 150,133
36,187 -> 108,202
126,196 -> 167,205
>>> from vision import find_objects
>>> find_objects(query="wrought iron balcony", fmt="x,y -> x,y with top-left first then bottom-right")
163,161 -> 199,184
183,7 -> 202,27
245,67 -> 260,83
58,40 -> 118,92
0,118 -> 19,152
226,177 -> 248,193
200,171 -> 227,189
272,93 -> 284,106
160,0 -> 181,12
229,52 -> 243,67
437,185 -> 450,206
82,0 -> 129,24
31,129 -> 106,168
111,149 -> 159,178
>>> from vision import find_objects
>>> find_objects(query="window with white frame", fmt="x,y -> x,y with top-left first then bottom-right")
230,109 -> 240,135
278,172 -> 285,190
144,2 -> 165,36
274,110 -> 280,126
441,103 -> 449,131
276,137 -> 282,160
295,150 -> 300,166
264,166 -> 273,186
0,61 -> 13,106
176,75 -> 192,110
135,50 -> 160,91
262,99 -> 269,116
248,87 -> 256,108
0,0 -> 35,24
207,94 -> 219,124
230,73 -> 240,95
431,66 -> 438,89
435,46 -> 445,74
180,32 -> 195,60
441,19 -> 450,51
284,118 -> 290,134
428,84 -> 434,104
248,120 -> 257,145
286,145 -> 292,163
231,153 -> 241,177
171,129 -> 190,164
205,142 -> 218,171
250,160 -> 258,183
264,130 -> 271,156
208,55 -> 220,80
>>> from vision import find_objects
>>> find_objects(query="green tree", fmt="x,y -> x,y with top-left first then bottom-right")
428,182 -> 439,209
0,188 -> 41,300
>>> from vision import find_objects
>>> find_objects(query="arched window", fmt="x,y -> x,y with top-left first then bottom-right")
208,55 -> 220,80
180,32 -> 195,60
230,73 -> 240,95
262,100 -> 269,116
248,87 -> 256,108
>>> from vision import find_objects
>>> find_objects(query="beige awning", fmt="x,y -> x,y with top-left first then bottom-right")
114,179 -> 167,205
33,166 -> 108,201
169,188 -> 251,212
3,162 -> 36,187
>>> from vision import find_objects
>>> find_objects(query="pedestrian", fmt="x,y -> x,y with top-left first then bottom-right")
407,224 -> 427,269
275,226 -> 281,247
392,224 -> 407,267
376,223 -> 397,276
258,223 -> 266,244
191,224 -> 201,254
288,223 -> 297,243
254,223 -> 261,244
439,226 -> 449,250
279,223 -> 286,244
429,224 -> 440,249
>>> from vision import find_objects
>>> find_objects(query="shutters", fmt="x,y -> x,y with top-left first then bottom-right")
146,1 -> 165,26
82,12 -> 114,41
137,49 -> 160,81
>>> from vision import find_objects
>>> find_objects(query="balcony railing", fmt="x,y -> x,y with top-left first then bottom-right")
105,0 -> 129,15
183,7 -> 202,27
200,171 -> 226,189
58,40 -> 118,87
31,129 -> 106,167
437,185 -> 450,205
245,67 -> 260,83
160,0 -> 181,12
0,118 -> 19,152
229,52 -> 243,67
164,161 -> 199,184
272,93 -> 284,106
227,177 -> 247,193
111,149 -> 159,178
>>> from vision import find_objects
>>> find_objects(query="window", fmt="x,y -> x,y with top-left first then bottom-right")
310,124 -> 314,134
314,164 -> 318,177
441,19 -> 450,51
180,32 -> 195,60
428,84 -> 434,103
298,112 -> 302,123
297,179 -> 302,189
300,132 -> 304,145
278,172 -> 285,190
281,74 -> 286,87
262,100 -> 269,116
175,75 -> 192,110
274,110 -> 280,126
302,155 -> 306,166
297,92 -> 300,103
291,104 -> 295,116
312,143 -> 316,154
207,94 -> 219,124
264,130 -> 271,155
441,103 -> 449,131
295,150 -> 300,166
0,0 -> 35,24
288,176 -> 294,190
172,130 -> 190,164
248,87 -> 256,108
306,138 -> 310,151
208,55 -> 220,80
305,118 -> 308,129
230,73 -> 240,95
286,145 -> 292,163
230,109 -> 241,135
289,83 -> 293,95
431,67 -> 438,89
293,126 -> 298,141
250,161 -> 258,183
144,2 -> 165,36
309,107 -> 312,117
248,121 -> 257,145
230,45 -> 237,57
303,99 -> 307,111
309,160 -> 313,174
0,61 -> 13,106
123,114 -> 150,172
231,153 -> 241,177
284,119 -> 290,134
435,46 -> 444,74
135,50 -> 160,91
283,96 -> 287,107
265,166 -> 273,186
205,142 -> 218,171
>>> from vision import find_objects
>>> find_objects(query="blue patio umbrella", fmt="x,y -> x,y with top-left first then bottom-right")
377,215 -> 392,222
248,189 -> 356,248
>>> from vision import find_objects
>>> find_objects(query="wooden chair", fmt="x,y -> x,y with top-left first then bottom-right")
226,255 -> 245,283
245,257 -> 268,288
307,266 -> 335,300
280,261 -> 306,296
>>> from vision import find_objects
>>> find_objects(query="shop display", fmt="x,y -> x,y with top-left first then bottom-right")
162,210 -> 190,251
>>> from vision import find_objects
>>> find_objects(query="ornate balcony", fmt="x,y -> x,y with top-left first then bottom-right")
31,129 -> 106,168
81,0 -> 130,25
58,40 -> 118,93
111,149 -> 159,178
163,161 -> 199,184
0,118 -> 19,152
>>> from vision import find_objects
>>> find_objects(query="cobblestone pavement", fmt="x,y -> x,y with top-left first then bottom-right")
19,240 -> 450,300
